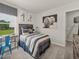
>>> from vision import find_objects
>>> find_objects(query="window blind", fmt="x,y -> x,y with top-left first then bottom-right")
0,3 -> 17,16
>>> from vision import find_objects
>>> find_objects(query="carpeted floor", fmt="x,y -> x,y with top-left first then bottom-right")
64,41 -> 73,59
39,44 -> 65,59
1,41 -> 73,59
2,44 -> 65,59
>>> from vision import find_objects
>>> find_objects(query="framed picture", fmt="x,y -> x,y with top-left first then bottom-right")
43,14 -> 57,28
74,16 -> 79,23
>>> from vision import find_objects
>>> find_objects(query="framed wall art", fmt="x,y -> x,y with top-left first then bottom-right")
43,14 -> 57,28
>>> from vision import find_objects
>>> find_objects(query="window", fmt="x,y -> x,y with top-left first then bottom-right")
0,13 -> 16,35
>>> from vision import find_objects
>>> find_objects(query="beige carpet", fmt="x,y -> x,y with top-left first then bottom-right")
64,41 -> 73,59
2,44 -> 65,59
2,48 -> 34,59
39,44 -> 65,59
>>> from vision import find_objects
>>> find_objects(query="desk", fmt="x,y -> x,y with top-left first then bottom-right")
10,35 -> 19,49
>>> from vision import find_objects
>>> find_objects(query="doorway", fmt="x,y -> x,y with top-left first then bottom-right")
66,10 -> 79,42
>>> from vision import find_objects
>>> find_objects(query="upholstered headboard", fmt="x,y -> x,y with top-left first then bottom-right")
19,24 -> 33,35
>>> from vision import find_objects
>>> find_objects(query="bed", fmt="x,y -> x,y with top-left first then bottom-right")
19,24 -> 50,59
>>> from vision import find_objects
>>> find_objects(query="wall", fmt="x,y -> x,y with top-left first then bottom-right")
33,9 -> 65,46
15,8 -> 34,35
33,0 -> 79,46
66,10 -> 79,41
17,9 -> 33,24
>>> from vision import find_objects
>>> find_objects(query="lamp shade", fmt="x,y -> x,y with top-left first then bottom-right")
74,16 -> 79,23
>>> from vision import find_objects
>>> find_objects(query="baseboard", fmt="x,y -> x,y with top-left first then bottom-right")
51,41 -> 65,47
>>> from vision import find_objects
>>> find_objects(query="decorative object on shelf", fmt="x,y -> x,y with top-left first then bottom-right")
74,16 -> 79,35
21,13 -> 25,22
43,14 -> 57,28
27,14 -> 32,22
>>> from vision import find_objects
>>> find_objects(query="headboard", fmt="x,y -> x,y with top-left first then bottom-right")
19,24 -> 33,35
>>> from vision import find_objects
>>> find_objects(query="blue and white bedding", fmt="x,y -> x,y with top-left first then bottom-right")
20,33 -> 50,58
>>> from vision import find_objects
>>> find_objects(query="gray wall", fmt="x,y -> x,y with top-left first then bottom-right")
0,3 -> 17,16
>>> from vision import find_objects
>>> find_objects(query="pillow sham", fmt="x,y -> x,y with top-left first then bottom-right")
22,32 -> 30,35
21,27 -> 34,34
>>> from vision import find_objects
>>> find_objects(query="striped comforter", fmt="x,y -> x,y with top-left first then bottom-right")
20,33 -> 50,58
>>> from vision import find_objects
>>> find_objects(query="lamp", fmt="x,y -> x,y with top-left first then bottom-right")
74,16 -> 79,35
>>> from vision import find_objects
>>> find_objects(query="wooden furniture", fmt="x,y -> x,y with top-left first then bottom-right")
10,35 -> 19,49
73,34 -> 79,59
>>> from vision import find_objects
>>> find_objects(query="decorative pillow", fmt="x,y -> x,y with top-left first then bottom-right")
21,27 -> 34,34
21,27 -> 27,32
22,32 -> 30,35
21,28 -> 27,34
28,29 -> 33,33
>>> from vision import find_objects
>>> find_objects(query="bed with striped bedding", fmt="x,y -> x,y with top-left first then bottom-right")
19,33 -> 50,58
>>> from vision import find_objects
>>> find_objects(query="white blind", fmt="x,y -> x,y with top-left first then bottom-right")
0,3 -> 17,16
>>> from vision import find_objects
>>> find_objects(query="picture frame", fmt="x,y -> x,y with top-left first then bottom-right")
43,14 -> 57,28
74,16 -> 79,23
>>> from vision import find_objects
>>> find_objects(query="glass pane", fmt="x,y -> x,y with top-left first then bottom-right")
0,13 -> 16,35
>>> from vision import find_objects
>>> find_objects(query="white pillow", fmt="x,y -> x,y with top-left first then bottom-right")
22,32 -> 30,35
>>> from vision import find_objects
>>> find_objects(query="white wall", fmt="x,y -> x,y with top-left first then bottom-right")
15,8 -> 34,35
17,9 -> 33,24
33,9 -> 65,47
33,0 -> 79,46
66,10 -> 79,41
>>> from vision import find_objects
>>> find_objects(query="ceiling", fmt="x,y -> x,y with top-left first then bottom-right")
1,0 -> 76,13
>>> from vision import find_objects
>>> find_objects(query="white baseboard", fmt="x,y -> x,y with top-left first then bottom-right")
51,41 -> 65,47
